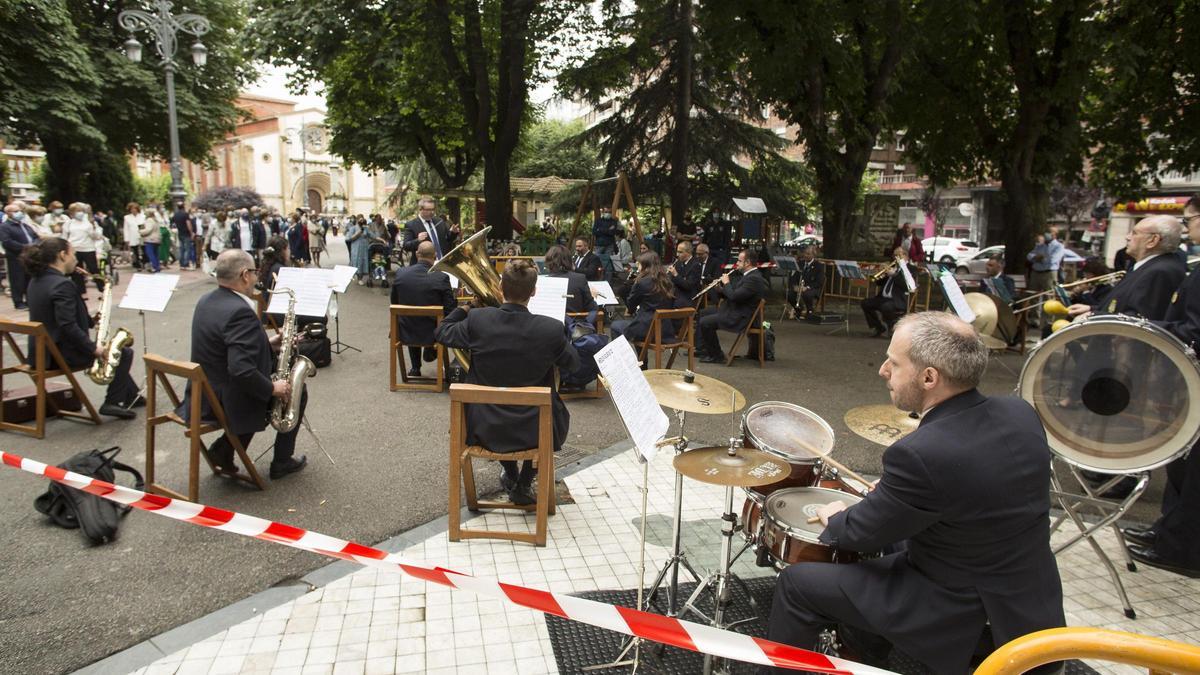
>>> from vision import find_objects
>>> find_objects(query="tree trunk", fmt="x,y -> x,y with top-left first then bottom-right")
482,154 -> 514,239
821,184 -> 858,260
1000,165 -> 1048,275
668,0 -> 693,231
41,139 -> 83,205
446,196 -> 462,225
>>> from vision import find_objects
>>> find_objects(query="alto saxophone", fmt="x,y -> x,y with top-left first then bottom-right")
87,276 -> 133,385
269,286 -> 316,433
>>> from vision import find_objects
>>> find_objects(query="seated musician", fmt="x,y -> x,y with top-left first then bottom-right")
861,247 -> 915,338
1069,257 -> 1115,307
434,260 -> 579,505
766,312 -> 1064,673
976,255 -> 1015,305
183,249 -> 307,480
1067,215 -> 1185,322
21,238 -> 139,419
571,236 -> 606,281
696,249 -> 768,363
259,235 -> 291,326
610,252 -> 677,347
545,244 -> 598,330
391,241 -> 456,378
545,244 -> 607,392
786,246 -> 824,319
667,240 -> 701,307
695,243 -> 720,305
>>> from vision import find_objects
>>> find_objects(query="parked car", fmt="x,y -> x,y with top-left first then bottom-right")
783,234 -> 823,249
923,236 -> 980,265
957,244 -> 1086,275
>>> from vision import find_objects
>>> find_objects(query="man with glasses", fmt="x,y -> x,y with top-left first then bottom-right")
1067,215 -> 1185,321
180,249 -> 308,481
401,198 -> 459,265
1123,197 -> 1200,577
667,240 -> 700,306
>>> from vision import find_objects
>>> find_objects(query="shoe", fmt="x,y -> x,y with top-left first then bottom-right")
213,462 -> 241,478
126,395 -> 146,409
1127,543 -> 1200,578
700,354 -> 725,364
14,304 -> 27,310
508,484 -> 536,506
499,469 -> 517,493
407,367 -> 422,378
423,347 -> 438,363
99,402 -> 136,419
1123,525 -> 1158,548
270,455 -> 308,480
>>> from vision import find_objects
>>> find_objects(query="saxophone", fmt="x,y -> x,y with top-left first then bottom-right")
87,277 -> 133,385
269,287 -> 316,433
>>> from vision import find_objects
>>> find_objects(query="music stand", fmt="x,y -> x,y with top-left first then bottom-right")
828,261 -> 866,336
328,266 -> 360,354
118,273 -> 181,406
772,255 -> 799,320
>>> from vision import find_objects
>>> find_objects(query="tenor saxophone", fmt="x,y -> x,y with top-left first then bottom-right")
87,276 -> 133,385
269,287 -> 316,433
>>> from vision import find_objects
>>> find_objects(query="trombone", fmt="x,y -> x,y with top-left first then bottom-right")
1011,270 -> 1125,314
869,258 -> 900,282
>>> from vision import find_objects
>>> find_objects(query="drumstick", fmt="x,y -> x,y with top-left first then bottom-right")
807,516 -> 821,524
789,434 -> 874,488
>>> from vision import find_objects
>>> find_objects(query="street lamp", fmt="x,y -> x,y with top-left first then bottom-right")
283,125 -> 325,211
119,0 -> 210,205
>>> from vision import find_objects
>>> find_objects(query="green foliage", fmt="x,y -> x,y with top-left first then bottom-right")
512,119 -> 599,180
132,172 -> 190,206
30,160 -> 47,197
193,186 -> 265,212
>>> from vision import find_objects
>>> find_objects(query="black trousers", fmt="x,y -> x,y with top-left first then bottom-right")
1154,441 -> 1200,567
861,295 -> 906,333
787,287 -> 821,313
500,458 -> 537,486
210,389 -> 308,467
697,307 -> 724,356
69,346 -> 137,406
6,253 -> 27,306
73,251 -> 104,294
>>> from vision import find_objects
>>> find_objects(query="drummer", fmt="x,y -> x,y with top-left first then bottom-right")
765,312 -> 1064,673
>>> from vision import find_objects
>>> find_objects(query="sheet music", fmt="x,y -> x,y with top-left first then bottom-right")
899,263 -> 917,292
267,267 -> 334,318
330,265 -> 357,293
595,336 -> 669,462
834,260 -> 865,280
529,275 -> 569,323
118,273 -> 180,313
940,272 -> 976,323
436,271 -> 460,289
588,280 -> 617,305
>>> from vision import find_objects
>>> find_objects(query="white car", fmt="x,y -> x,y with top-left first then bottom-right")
924,236 -> 980,265
958,244 -> 1086,275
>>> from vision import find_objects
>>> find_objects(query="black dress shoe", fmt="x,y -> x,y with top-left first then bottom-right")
1127,543 -> 1200,578
99,403 -> 136,419
1123,525 -> 1158,548
499,469 -> 517,493
407,367 -> 422,378
700,354 -> 725,364
508,484 -> 536,506
127,395 -> 146,409
270,455 -> 307,480
423,347 -> 438,363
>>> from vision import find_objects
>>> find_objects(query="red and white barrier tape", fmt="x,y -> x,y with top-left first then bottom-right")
1,451 -> 895,674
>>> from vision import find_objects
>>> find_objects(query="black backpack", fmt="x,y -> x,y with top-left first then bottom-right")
34,447 -> 144,545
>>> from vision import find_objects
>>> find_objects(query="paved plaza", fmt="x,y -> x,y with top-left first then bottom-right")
0,238 -> 1187,674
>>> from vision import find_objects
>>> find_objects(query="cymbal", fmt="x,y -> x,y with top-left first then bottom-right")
643,369 -> 746,414
964,292 -> 999,337
844,404 -> 920,446
673,446 -> 792,487
980,334 -> 1008,350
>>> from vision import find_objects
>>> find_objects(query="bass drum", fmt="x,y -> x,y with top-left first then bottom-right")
1018,315 -> 1200,473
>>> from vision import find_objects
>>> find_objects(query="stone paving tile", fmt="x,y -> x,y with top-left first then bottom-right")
137,446 -> 1199,674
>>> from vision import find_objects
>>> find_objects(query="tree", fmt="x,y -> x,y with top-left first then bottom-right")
511,119 -> 599,181
1049,182 -> 1102,244
895,0 -> 1100,273
709,0 -> 913,258
559,0 -> 786,229
916,184 -> 950,236
193,186 -> 265,212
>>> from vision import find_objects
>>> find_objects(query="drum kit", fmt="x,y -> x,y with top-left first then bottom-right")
588,371 -> 893,674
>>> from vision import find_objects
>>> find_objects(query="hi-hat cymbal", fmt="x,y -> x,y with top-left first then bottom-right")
643,369 -> 746,414
673,446 -> 792,487
964,292 -> 1000,337
844,404 -> 920,446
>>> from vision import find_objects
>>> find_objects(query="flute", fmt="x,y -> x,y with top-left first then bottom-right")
693,276 -> 722,301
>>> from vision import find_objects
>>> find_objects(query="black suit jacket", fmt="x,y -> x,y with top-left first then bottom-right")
821,390 -> 1064,672
623,277 -> 676,343
548,271 -> 597,317
1158,267 -> 1200,349
435,304 -> 579,453
571,251 -> 605,281
716,268 -> 767,331
390,261 -> 456,345
794,259 -> 824,293
1094,253 -> 1185,320
696,257 -> 719,286
182,287 -> 275,435
27,270 -> 95,369
0,219 -> 39,257
401,217 -> 458,263
669,257 -> 701,306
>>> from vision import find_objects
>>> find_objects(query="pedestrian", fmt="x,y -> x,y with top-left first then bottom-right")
1,200 -> 40,309
123,202 -> 145,270
346,217 -> 368,283
62,202 -> 106,294
172,201 -> 194,269
308,214 -> 326,267
139,204 -> 164,273
1026,226 -> 1065,326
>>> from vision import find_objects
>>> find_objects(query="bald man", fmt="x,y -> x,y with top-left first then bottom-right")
0,201 -> 40,309
391,240 -> 455,377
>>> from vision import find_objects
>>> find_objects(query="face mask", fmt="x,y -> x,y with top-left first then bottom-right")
74,212 -> 87,221
12,212 -> 25,222
52,209 -> 62,216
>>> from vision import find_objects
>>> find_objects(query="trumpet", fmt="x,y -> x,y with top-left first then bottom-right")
869,259 -> 900,282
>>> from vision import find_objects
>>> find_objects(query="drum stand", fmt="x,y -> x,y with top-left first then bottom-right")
642,409 -> 704,616
1049,465 -> 1149,619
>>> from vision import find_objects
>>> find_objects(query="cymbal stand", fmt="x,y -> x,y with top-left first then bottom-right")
681,439 -> 761,675
642,408 -> 704,616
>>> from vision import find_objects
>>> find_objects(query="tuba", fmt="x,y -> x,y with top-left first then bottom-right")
269,286 -> 315,433
429,226 -> 504,371
87,277 -> 133,385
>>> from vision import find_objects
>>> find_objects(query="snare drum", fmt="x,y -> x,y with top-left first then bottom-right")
760,486 -> 865,568
742,402 -> 835,499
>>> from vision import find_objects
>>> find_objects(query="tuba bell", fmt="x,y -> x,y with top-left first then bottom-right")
429,226 -> 504,370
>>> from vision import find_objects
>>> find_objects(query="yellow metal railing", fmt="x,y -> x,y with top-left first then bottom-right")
975,627 -> 1200,675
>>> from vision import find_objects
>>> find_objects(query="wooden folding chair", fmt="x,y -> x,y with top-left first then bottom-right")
725,299 -> 766,368
143,354 -> 266,502
389,305 -> 446,392
0,320 -> 101,438
560,309 -> 606,400
448,384 -> 555,546
634,307 -> 696,371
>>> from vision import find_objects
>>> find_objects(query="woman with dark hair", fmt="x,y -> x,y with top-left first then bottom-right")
22,239 -> 138,418
545,244 -> 597,323
610,251 -> 675,344
259,235 -> 291,291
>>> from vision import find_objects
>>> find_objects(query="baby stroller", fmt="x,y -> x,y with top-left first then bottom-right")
366,239 -> 391,288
